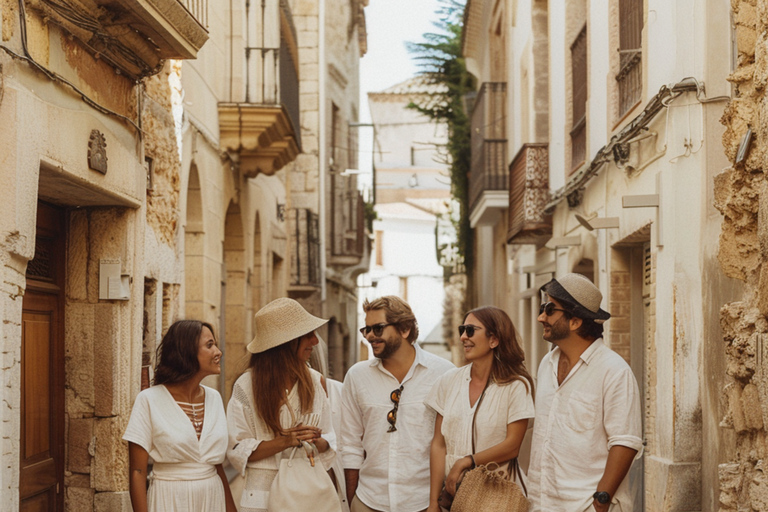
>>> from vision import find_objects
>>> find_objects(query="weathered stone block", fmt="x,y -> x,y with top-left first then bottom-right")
65,303 -> 96,415
719,462 -> 746,511
68,417 -> 94,473
94,304 -> 120,417
94,491 -> 132,512
738,2 -> 758,28
739,26 -> 758,58
67,209 -> 89,301
727,382 -> 749,433
66,486 -> 94,512
742,383 -> 764,429
93,417 -> 129,492
751,460 -> 768,511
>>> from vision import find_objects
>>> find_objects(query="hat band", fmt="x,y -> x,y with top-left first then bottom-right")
541,279 -> 610,321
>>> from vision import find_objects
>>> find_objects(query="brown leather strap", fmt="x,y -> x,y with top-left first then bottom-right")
470,378 -> 491,453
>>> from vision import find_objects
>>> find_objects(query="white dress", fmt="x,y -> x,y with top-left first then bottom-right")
425,364 -> 535,488
123,384 -> 229,511
227,368 -> 337,512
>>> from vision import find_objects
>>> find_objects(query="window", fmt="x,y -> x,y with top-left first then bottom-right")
570,26 -> 587,172
617,0 -> 643,117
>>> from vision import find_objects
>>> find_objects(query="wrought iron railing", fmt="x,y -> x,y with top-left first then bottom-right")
331,176 -> 365,258
469,82 -> 508,212
290,209 -> 321,287
507,143 -> 552,245
245,0 -> 301,146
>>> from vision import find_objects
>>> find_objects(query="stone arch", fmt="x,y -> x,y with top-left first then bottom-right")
223,201 -> 247,401
184,164 -> 205,319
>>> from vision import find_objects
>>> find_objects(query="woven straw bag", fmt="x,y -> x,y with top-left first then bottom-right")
451,460 -> 529,512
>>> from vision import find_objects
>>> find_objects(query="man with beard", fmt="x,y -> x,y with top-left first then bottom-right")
341,296 -> 454,512
528,273 -> 642,512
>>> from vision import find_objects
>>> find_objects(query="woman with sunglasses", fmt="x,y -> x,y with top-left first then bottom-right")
425,306 -> 535,512
227,298 -> 340,512
123,320 -> 237,512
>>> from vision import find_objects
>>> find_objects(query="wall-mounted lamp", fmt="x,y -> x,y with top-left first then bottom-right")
575,214 -> 620,231
339,168 -> 372,176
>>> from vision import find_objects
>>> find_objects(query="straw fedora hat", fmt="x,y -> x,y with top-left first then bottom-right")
247,298 -> 328,354
541,273 -> 611,323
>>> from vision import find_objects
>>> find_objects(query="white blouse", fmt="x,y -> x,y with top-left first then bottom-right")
425,364 -> 535,478
227,368 -> 337,512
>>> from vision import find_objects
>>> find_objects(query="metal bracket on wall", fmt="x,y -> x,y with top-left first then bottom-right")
622,173 -> 663,247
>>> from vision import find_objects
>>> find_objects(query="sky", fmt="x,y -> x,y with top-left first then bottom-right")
355,0 -> 444,185
359,0 -> 445,123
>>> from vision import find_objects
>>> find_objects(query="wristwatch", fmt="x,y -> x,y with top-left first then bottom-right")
593,491 -> 611,504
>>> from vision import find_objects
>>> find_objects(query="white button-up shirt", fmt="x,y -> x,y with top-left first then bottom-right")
528,339 -> 643,512
341,344 -> 454,512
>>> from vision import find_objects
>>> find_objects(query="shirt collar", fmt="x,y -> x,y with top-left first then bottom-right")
547,337 -> 605,368
368,342 -> 429,368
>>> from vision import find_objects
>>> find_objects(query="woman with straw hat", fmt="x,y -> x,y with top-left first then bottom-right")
227,298 -> 339,512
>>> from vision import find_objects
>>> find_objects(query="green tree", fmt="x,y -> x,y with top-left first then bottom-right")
406,0 -> 474,281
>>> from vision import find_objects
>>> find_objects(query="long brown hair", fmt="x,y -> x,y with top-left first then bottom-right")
154,320 -> 215,385
250,338 -> 315,435
466,306 -> 534,394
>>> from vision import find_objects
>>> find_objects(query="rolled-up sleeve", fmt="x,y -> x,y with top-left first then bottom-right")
316,385 -> 337,470
340,372 -> 365,469
603,367 -> 644,456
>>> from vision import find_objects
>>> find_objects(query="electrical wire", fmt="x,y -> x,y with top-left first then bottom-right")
2,0 -> 144,138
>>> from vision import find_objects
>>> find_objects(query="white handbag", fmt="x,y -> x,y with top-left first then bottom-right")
267,442 -> 342,512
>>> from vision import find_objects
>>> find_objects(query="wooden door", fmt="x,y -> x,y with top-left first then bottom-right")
20,202 -> 65,511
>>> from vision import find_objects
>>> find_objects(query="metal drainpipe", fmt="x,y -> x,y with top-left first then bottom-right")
318,0 -> 328,306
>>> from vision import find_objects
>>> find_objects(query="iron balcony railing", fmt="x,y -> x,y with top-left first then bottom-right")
469,82 -> 507,213
290,208 -> 321,287
507,143 -> 552,245
245,0 -> 301,146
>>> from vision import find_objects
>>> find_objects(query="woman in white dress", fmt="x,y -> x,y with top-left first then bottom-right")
426,306 -> 536,512
123,320 -> 236,512
227,298 -> 338,512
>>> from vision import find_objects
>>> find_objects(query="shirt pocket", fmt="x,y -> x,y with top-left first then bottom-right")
563,393 -> 599,433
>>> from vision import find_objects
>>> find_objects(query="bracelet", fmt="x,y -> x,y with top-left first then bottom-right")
468,454 -> 476,469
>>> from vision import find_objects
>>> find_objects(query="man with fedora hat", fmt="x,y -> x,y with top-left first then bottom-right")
527,273 -> 643,512
341,296 -> 454,512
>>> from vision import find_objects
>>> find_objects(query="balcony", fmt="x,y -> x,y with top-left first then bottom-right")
507,143 -> 552,245
330,178 -> 365,264
27,0 -> 209,79
219,0 -> 300,177
468,82 -> 508,227
289,208 -> 321,293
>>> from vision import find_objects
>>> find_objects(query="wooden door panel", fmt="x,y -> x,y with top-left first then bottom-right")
20,489 -> 54,512
22,310 -> 52,463
20,293 -> 60,507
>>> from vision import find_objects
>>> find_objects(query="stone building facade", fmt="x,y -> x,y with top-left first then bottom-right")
717,1 -> 768,510
1,0 -> 368,508
464,0 -> 742,510
287,0 -> 370,381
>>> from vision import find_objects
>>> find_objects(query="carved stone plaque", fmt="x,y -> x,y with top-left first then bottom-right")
88,130 -> 108,174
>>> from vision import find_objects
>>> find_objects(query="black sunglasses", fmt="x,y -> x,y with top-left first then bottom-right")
387,385 -> 403,433
458,324 -> 483,337
539,302 -> 570,317
360,322 -> 395,337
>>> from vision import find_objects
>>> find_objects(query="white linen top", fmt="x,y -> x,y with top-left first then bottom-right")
226,367 -> 336,475
340,344 -> 454,512
425,363 -> 535,481
123,384 -> 228,480
528,339 -> 643,512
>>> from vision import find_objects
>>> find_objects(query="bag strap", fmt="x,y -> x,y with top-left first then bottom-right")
470,378 -> 491,454
511,458 -> 527,495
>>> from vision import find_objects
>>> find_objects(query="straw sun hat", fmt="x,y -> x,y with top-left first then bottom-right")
246,297 -> 329,354
542,273 -> 611,323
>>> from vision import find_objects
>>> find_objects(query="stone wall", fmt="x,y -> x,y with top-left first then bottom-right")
717,0 -> 768,509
